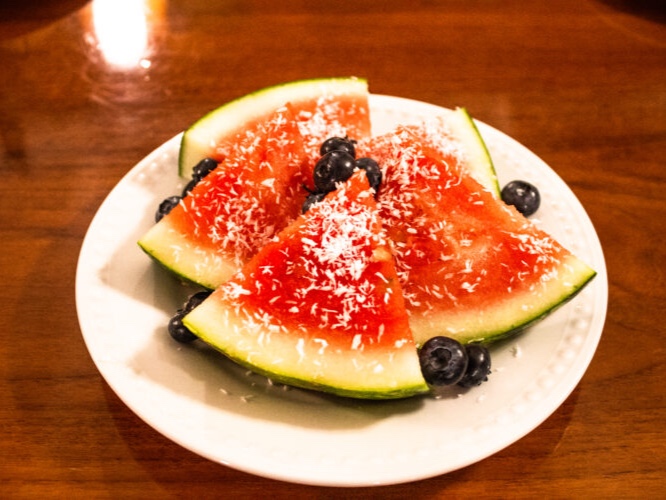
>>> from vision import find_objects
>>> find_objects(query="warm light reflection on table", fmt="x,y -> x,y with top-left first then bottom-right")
89,0 -> 164,70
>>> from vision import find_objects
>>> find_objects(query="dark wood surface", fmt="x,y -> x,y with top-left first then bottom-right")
1,0 -> 665,497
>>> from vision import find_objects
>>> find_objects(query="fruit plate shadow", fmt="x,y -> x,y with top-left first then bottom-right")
75,94 -> 608,487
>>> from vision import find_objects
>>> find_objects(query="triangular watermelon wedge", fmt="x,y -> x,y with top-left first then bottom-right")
361,126 -> 596,345
139,105 -> 310,289
140,78 -> 372,289
179,77 -> 371,178
183,171 -> 429,399
395,108 -> 500,197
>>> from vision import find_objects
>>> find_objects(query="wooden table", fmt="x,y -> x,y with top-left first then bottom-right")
2,0 -> 665,497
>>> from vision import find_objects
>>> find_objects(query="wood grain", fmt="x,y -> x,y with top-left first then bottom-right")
1,0 -> 665,497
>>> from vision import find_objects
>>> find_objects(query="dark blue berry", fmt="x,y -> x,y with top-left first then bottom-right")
313,150 -> 356,193
168,311 -> 198,343
181,179 -> 197,198
302,191 -> 327,213
355,157 -> 382,193
501,180 -> 540,217
320,136 -> 356,158
155,195 -> 181,222
184,290 -> 212,312
167,290 -> 212,343
192,157 -> 218,182
419,336 -> 468,386
457,344 -> 491,388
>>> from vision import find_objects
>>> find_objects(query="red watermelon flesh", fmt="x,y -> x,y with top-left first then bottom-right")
400,114 -> 499,195
211,92 -> 371,190
359,126 -> 596,345
183,171 -> 428,398
296,95 -> 371,192
294,91 -> 371,159
139,105 -> 311,288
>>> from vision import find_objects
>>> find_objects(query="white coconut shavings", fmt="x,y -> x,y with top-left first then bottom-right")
182,107 -> 302,267
355,121 -> 569,314
290,186 -> 384,333
362,126 -> 466,309
217,177 -> 394,352
296,94 -> 364,156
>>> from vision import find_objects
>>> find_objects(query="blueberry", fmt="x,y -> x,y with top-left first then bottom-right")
319,136 -> 356,158
155,195 -> 181,222
168,311 -> 198,343
192,157 -> 218,182
181,158 -> 218,198
167,290 -> 212,343
501,180 -> 540,217
313,150 -> 356,193
418,336 -> 469,386
181,179 -> 197,198
457,343 -> 491,388
355,157 -> 382,193
302,191 -> 327,213
184,290 -> 212,312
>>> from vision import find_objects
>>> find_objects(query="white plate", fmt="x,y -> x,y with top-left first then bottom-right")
75,94 -> 608,487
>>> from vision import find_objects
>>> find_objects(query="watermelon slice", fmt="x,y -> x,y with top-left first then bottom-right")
139,105 -> 310,288
179,77 -> 371,178
183,171 -> 429,399
361,126 -> 596,345
385,108 -> 500,197
140,78 -> 373,288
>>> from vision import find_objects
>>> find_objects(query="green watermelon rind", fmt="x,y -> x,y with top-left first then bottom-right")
142,77 -> 371,289
452,107 -> 501,197
138,211 -> 237,290
183,300 -> 430,400
178,77 -> 369,178
409,254 -> 597,346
